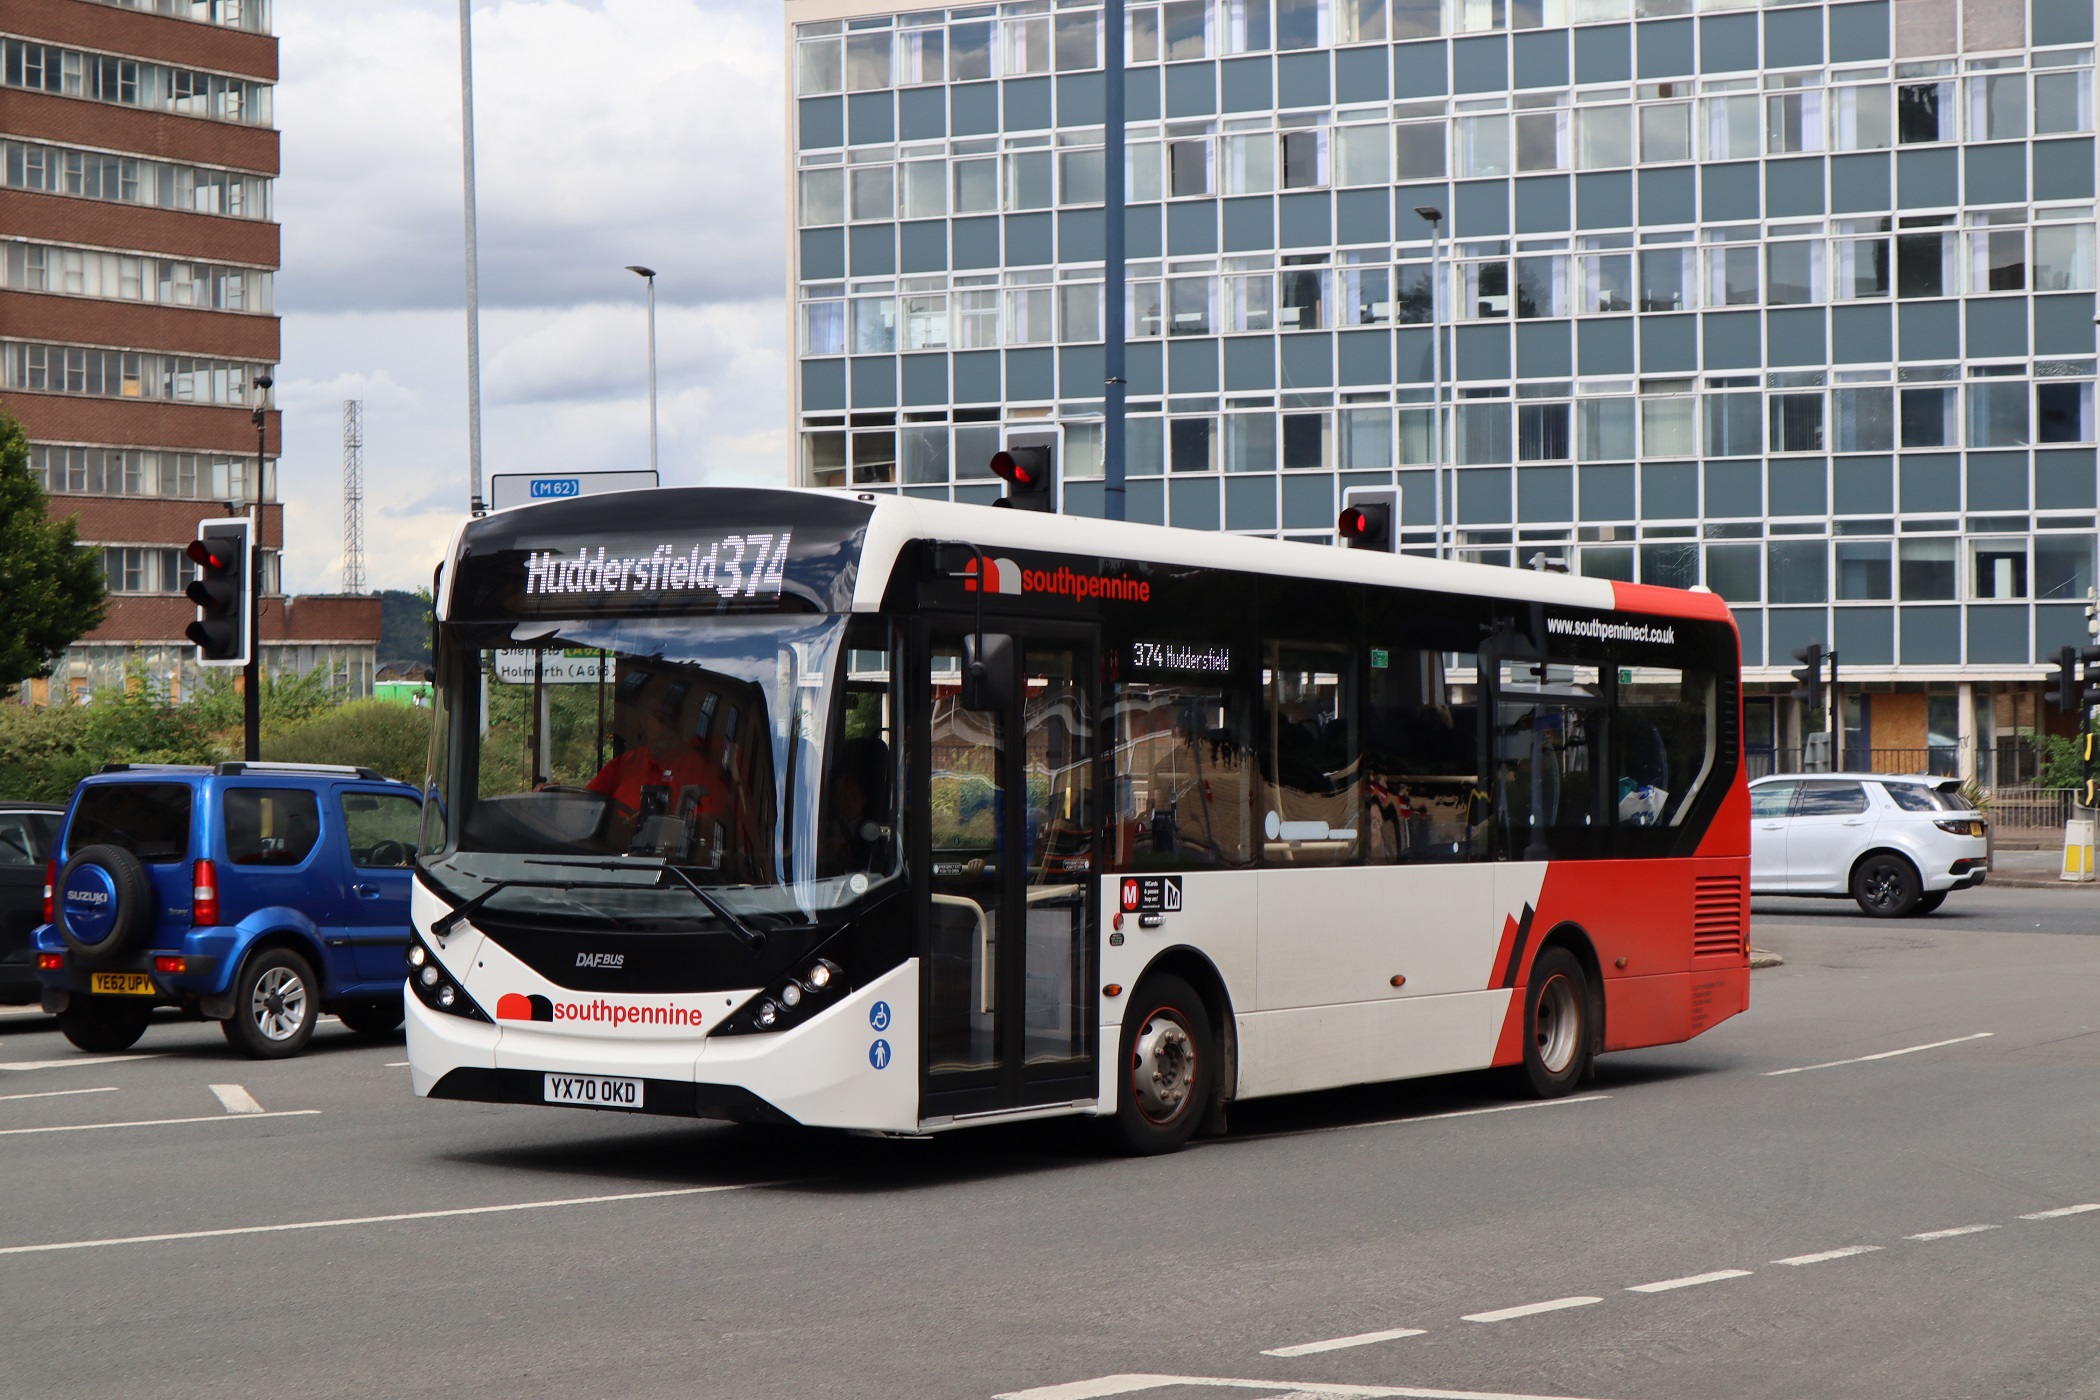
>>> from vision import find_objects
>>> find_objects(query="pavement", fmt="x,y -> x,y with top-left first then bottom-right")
1,886 -> 2096,1400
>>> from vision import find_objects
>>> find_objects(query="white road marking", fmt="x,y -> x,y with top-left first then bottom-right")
1462,1296 -> 1603,1323
0,1109 -> 318,1139
1222,1095 -> 1609,1146
0,1086 -> 118,1104
1625,1268 -> 1752,1293
0,1006 -> 50,1017
0,1182 -> 767,1258
1763,1032 -> 1993,1077
209,1084 -> 264,1115
384,1061 -> 409,1068
0,1055 -> 166,1072
2020,1203 -> 2100,1220
1772,1245 -> 1882,1265
995,1375 -> 1629,1400
1262,1327 -> 1428,1357
1906,1224 -> 1999,1241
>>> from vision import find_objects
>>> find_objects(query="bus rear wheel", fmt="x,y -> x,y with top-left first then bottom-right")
1520,948 -> 1592,1099
1115,974 -> 1213,1156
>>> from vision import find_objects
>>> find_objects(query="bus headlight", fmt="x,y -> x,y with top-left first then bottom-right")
715,959 -> 848,1036
406,935 -> 490,1022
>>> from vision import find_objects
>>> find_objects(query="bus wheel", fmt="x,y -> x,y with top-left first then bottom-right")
1115,975 -> 1213,1156
1520,948 -> 1591,1099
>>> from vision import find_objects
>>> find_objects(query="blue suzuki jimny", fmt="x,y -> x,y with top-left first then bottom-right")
35,762 -> 421,1057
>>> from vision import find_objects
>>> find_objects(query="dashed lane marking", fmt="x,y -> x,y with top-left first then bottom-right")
1262,1327 -> 1428,1357
2021,1204 -> 2100,1219
209,1084 -> 265,1115
384,1061 -> 409,1068
995,1376 -> 1628,1400
1763,1032 -> 1993,1077
1907,1224 -> 2000,1241
0,1182 -> 769,1258
0,1055 -> 166,1072
0,1086 -> 117,1104
1462,1297 -> 1603,1323
1625,1268 -> 1752,1293
0,1109 -> 318,1139
1773,1245 -> 1883,1265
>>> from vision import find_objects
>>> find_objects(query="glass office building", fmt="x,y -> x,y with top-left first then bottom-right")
785,0 -> 2097,774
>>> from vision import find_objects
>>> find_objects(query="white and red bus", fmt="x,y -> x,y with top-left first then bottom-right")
407,486 -> 1749,1153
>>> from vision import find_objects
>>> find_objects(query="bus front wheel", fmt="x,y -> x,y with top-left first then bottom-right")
1520,948 -> 1592,1099
1115,975 -> 1214,1156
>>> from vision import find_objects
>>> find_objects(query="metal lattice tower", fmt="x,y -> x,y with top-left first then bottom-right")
342,399 -> 367,594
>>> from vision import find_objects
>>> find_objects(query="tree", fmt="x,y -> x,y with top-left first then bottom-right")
0,412 -> 106,692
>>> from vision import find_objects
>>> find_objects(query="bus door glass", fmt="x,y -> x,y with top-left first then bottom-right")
922,624 -> 1098,1108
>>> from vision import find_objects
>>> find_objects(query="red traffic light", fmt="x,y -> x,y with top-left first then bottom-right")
186,538 -> 230,572
1338,507 -> 1372,539
989,450 -> 1037,488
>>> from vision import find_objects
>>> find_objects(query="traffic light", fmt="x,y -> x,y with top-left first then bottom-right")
2051,645 -> 2081,711
1337,485 -> 1400,551
2081,645 -> 2100,708
184,517 -> 250,666
1788,642 -> 1825,712
988,434 -> 1055,512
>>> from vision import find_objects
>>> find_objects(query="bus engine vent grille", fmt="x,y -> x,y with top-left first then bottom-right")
1692,875 -> 1745,957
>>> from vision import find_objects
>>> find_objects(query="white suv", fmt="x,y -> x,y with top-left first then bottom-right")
1749,774 -> 1989,917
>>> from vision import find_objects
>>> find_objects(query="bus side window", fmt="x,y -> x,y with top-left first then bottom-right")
1490,659 -> 1608,858
1613,666 -> 1718,829
1110,680 -> 1254,870
1364,646 -> 1480,863
1259,643 -> 1360,866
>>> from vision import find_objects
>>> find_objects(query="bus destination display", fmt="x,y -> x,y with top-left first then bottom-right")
523,532 -> 793,602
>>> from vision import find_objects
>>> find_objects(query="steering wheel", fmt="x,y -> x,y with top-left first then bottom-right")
367,840 -> 412,868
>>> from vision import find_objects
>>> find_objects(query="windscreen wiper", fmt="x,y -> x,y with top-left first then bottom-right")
520,858 -> 768,953
427,871 -> 672,938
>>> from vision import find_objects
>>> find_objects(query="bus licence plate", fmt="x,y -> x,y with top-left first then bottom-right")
89,972 -> 156,996
543,1074 -> 642,1109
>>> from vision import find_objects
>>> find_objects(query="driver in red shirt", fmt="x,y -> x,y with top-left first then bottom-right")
587,705 -> 716,823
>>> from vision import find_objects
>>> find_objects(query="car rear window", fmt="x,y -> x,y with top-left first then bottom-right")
1796,780 -> 1868,816
69,784 -> 193,863
224,788 -> 323,866
0,813 -> 41,867
1881,783 -> 1942,812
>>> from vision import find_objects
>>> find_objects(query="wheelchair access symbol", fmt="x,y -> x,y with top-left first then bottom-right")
869,1039 -> 892,1070
869,1000 -> 892,1032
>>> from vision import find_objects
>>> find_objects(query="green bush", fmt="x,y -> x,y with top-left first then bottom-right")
0,677 -> 221,802
262,699 -> 432,784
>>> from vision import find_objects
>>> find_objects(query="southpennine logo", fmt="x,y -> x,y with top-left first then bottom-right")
497,993 -> 553,1022
963,555 -> 1151,603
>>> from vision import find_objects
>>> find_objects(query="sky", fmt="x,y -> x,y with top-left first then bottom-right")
274,0 -> 789,596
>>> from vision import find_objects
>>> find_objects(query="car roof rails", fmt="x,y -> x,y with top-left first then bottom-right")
213,760 -> 394,782
97,762 -> 208,775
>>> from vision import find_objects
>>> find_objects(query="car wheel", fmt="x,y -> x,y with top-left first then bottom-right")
1519,948 -> 1593,1099
56,998 -> 152,1054
1912,890 -> 1948,915
335,998 -> 405,1038
222,948 -> 319,1059
1114,974 -> 1214,1156
1852,854 -> 1922,918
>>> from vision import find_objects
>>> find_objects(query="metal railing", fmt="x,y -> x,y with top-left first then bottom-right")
1983,787 -> 2080,831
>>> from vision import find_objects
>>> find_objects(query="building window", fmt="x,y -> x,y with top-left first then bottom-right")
3,140 -> 271,221
2,40 -> 272,126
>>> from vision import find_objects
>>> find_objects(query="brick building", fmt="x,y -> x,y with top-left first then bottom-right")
1,0 -> 378,704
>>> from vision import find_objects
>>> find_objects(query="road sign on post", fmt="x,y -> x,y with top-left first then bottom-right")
184,518 -> 251,667
488,470 -> 658,511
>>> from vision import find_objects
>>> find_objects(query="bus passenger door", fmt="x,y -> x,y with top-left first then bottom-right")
919,622 -> 1098,1120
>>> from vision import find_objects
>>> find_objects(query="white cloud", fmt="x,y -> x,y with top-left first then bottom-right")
275,0 -> 791,595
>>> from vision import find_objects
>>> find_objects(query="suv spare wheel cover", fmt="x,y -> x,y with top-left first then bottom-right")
56,844 -> 155,965
61,863 -> 121,946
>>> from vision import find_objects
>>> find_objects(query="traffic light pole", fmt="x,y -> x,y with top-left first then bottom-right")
1828,649 -> 1841,772
245,396 -> 266,762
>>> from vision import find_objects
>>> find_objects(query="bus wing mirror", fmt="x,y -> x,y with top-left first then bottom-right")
962,633 -> 1014,712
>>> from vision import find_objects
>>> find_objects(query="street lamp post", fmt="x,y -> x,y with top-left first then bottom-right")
625,265 -> 659,476
457,0 -> 486,517
246,373 -> 272,762
1412,207 -> 1445,559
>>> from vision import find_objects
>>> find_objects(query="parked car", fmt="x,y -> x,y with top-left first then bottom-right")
0,803 -> 65,1004
1749,773 -> 1988,917
33,761 -> 421,1056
